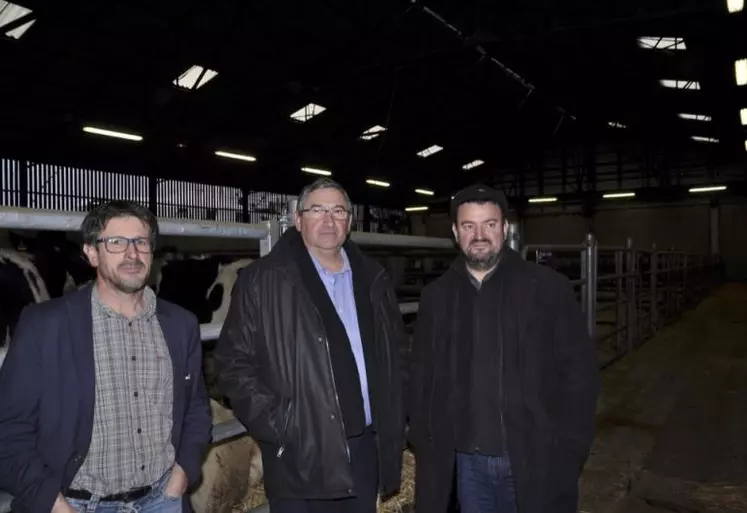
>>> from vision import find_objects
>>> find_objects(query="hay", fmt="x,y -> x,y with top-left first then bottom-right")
234,449 -> 416,513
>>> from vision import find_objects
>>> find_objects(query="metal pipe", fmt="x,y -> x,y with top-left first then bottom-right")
585,233 -> 597,340
0,205 -> 270,240
349,230 -> 454,249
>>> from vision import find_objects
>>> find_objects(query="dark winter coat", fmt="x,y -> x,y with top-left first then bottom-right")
213,228 -> 407,501
408,248 -> 600,513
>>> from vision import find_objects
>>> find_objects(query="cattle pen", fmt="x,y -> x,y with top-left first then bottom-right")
0,203 -> 718,513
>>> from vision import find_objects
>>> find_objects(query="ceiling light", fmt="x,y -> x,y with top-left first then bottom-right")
689,185 -> 726,193
678,113 -> 711,122
462,159 -> 484,170
608,121 -> 626,128
741,108 -> 747,125
745,140 -> 747,152
691,136 -> 719,143
637,37 -> 686,51
735,59 -> 747,86
290,103 -> 326,122
603,192 -> 636,199
727,0 -> 744,13
415,188 -> 434,196
82,126 -> 142,142
528,196 -> 557,204
405,206 -> 428,212
360,125 -> 386,140
366,179 -> 390,188
173,65 -> 218,90
659,79 -> 700,90
214,150 -> 256,162
301,167 -> 331,176
417,145 -> 443,158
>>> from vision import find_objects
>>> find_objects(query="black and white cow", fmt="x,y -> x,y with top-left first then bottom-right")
0,231 -> 93,368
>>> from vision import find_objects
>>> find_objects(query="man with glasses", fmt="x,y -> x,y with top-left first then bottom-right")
214,178 -> 407,513
0,200 -> 212,513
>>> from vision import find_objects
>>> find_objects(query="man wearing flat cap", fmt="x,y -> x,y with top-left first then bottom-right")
408,184 -> 599,513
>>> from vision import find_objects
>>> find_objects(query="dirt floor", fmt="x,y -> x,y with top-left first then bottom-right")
579,283 -> 747,513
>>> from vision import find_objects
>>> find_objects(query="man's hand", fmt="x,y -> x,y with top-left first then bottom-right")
164,463 -> 188,498
50,493 -> 76,513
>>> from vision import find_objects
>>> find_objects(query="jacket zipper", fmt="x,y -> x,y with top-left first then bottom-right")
322,333 -> 352,463
276,399 -> 293,458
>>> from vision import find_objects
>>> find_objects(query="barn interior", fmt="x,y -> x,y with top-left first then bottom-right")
1,1 -> 747,512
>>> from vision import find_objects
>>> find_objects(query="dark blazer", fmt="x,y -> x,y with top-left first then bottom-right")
0,284 -> 212,513
409,249 -> 600,513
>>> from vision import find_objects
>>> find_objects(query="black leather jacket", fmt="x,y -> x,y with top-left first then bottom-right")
213,228 -> 407,500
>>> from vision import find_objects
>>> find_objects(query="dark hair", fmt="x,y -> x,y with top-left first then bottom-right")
80,200 -> 159,246
296,177 -> 353,214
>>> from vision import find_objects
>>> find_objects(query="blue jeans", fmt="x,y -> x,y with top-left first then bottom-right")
456,451 -> 517,513
66,470 -> 182,513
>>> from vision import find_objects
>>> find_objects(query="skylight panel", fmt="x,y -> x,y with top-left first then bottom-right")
360,125 -> 386,140
462,159 -> 484,170
637,37 -> 686,51
740,108 -> 747,126
735,59 -> 747,86
660,79 -> 701,90
678,113 -> 711,122
0,2 -> 35,40
608,121 -> 626,128
727,0 -> 744,13
290,103 -> 326,123
417,145 -> 443,158
691,136 -> 719,143
173,65 -> 218,91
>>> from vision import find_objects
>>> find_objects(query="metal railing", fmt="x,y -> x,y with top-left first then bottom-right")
522,233 -> 718,368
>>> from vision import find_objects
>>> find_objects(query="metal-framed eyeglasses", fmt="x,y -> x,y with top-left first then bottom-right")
95,236 -> 154,254
299,205 -> 351,220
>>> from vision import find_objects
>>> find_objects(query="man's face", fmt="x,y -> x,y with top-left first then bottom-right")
452,201 -> 507,271
294,187 -> 352,251
83,216 -> 153,294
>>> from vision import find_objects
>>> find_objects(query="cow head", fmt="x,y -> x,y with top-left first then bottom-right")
9,230 -> 95,297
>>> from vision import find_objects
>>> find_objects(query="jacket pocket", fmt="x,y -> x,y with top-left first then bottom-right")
276,398 -> 293,458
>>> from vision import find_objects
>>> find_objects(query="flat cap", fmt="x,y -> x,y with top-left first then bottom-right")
450,183 -> 508,220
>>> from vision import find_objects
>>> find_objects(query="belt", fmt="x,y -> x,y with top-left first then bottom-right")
64,485 -> 151,503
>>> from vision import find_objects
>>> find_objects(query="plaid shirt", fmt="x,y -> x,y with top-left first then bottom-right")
70,286 -> 175,495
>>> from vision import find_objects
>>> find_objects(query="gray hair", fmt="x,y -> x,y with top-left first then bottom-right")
296,177 -> 353,214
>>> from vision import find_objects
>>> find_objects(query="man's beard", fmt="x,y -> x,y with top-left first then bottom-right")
107,261 -> 148,294
463,242 -> 501,272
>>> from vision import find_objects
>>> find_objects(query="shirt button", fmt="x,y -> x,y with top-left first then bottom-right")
131,356 -> 136,361
134,391 -> 139,398
141,465 -> 145,470
330,413 -> 336,420
137,428 -> 142,434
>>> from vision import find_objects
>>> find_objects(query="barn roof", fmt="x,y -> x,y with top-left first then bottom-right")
1,0 -> 746,211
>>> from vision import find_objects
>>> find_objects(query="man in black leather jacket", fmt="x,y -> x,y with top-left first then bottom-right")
213,178 -> 407,513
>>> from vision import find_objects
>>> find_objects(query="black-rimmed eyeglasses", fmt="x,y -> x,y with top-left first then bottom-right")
95,236 -> 154,254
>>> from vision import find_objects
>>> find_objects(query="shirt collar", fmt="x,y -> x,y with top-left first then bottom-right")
308,247 -> 351,276
92,283 -> 157,320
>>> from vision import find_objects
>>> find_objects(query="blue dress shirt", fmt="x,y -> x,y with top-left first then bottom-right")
308,248 -> 372,426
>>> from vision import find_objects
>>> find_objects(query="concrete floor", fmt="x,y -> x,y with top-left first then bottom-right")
579,283 -> 747,513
